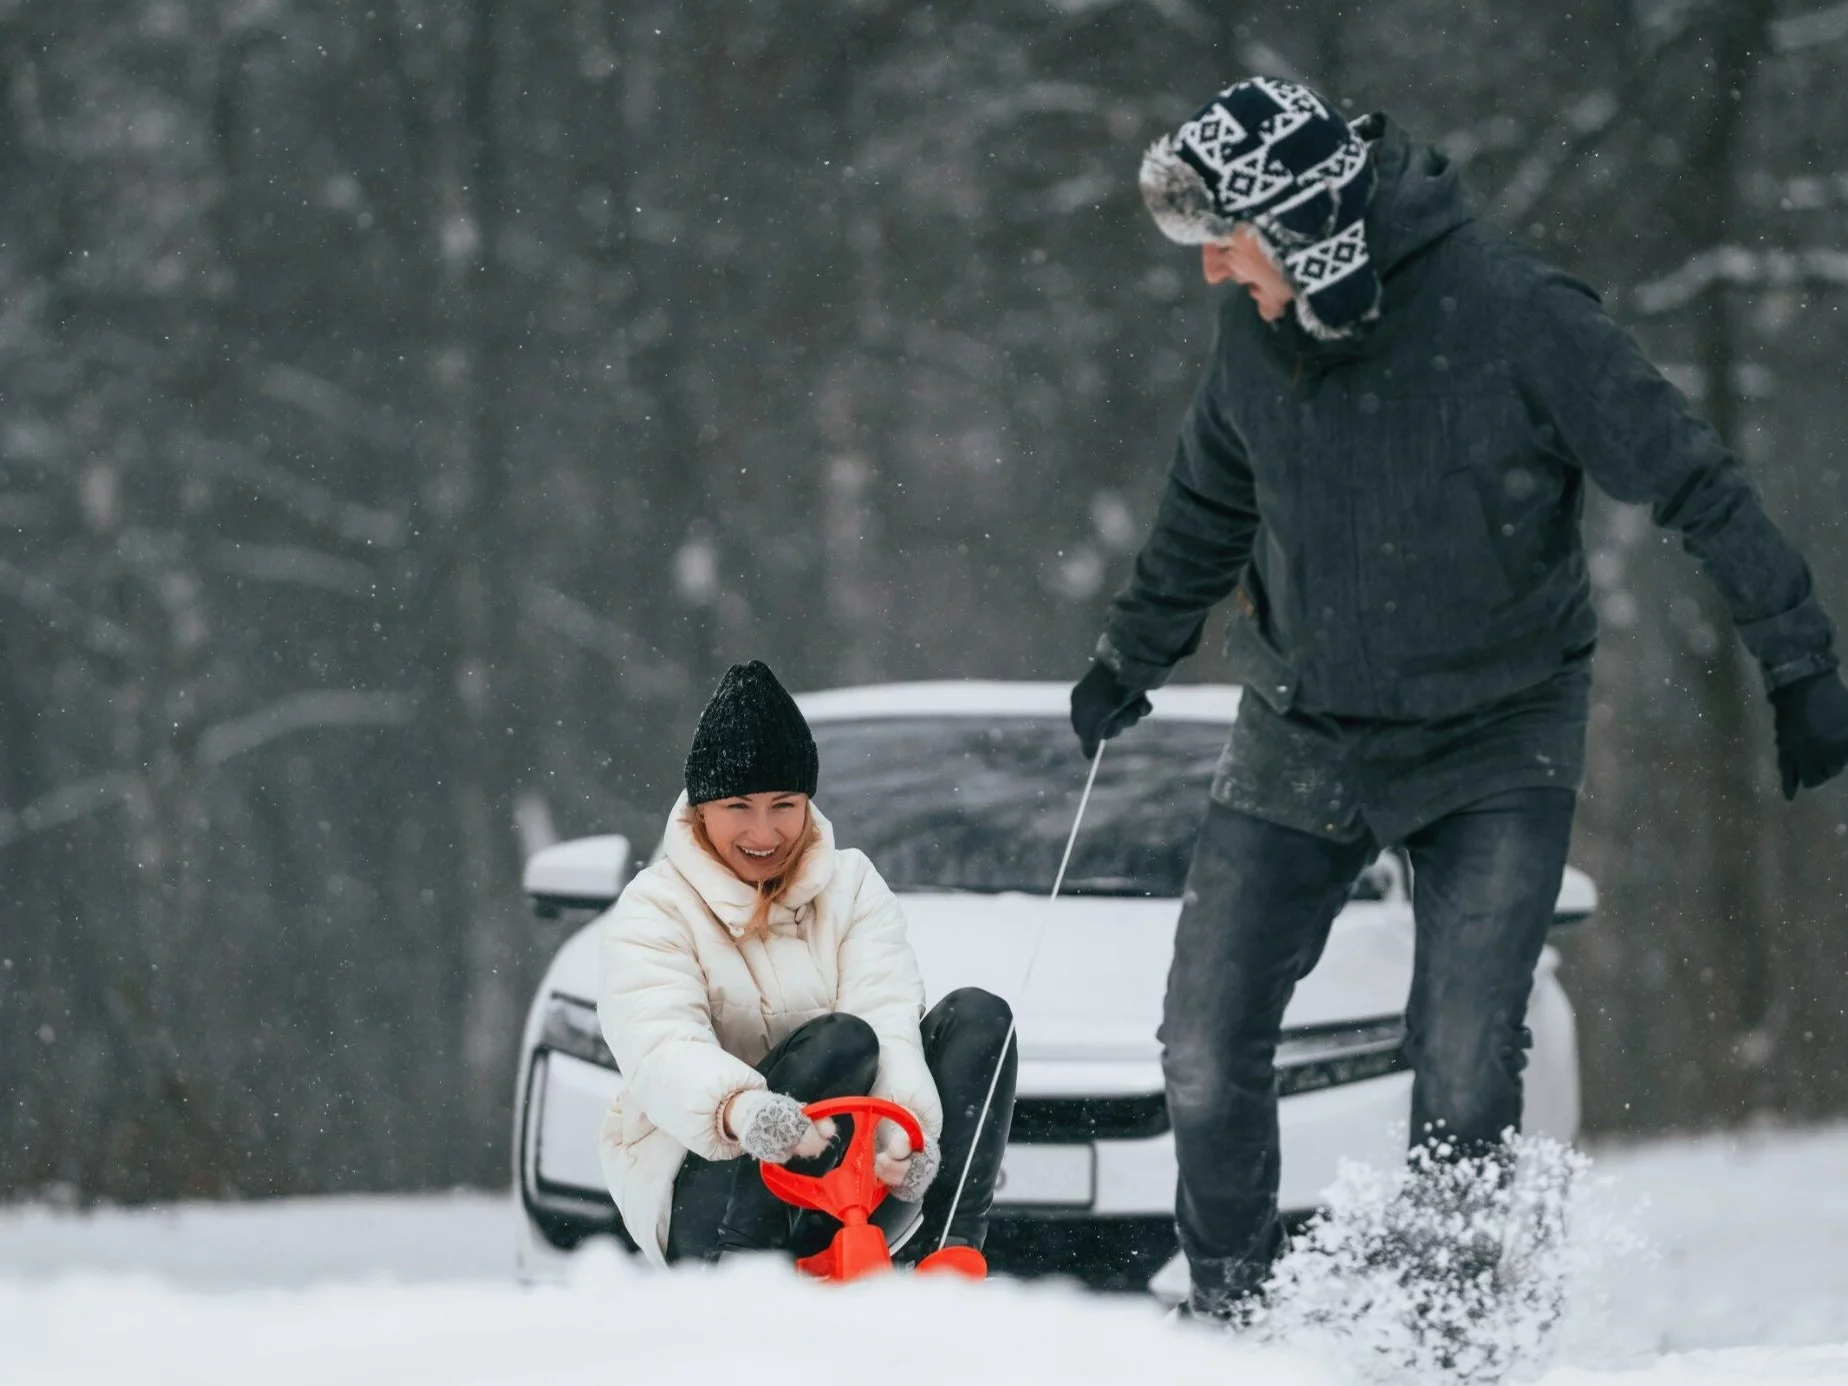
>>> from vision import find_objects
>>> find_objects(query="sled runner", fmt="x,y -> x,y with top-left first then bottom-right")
760,1095 -> 987,1282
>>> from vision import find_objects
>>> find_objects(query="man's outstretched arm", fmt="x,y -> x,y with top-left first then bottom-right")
1521,268 -> 1847,795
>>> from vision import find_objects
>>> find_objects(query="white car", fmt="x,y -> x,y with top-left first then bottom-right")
511,681 -> 1590,1291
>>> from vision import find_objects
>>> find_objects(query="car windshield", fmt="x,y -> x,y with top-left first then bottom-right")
813,714 -> 1400,900
813,715 -> 1398,900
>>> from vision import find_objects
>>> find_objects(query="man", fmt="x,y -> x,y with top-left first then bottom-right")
1069,76 -> 1848,1321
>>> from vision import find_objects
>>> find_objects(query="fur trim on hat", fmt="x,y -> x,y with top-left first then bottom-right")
1289,282 -> 1371,342
1139,136 -> 1239,246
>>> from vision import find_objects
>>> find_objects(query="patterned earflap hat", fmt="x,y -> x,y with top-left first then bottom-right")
1139,76 -> 1380,341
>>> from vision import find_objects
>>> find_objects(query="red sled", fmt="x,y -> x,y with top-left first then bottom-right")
760,1095 -> 987,1283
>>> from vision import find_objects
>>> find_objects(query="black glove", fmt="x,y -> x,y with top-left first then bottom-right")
1070,661 -> 1152,759
1771,668 -> 1848,800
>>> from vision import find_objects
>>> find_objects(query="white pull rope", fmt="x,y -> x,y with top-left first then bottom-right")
917,747 -> 1103,1254
932,1017 -> 1016,1253
1049,740 -> 1105,903
1020,741 -> 1106,1001
952,742 -> 1102,1255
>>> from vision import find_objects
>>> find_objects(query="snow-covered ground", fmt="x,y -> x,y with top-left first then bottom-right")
3,1124 -> 1846,1385
1588,1124 -> 1848,1356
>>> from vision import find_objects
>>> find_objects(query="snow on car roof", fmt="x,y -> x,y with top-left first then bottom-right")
795,680 -> 1242,724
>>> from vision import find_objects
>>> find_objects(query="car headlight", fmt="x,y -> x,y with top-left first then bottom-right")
1276,1015 -> 1406,1097
540,993 -> 619,1071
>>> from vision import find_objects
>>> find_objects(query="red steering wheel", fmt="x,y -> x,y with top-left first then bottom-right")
760,1096 -> 919,1250
760,1095 -> 982,1282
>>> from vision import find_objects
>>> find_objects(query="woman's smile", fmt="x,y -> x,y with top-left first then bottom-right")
699,791 -> 811,884
734,841 -> 786,868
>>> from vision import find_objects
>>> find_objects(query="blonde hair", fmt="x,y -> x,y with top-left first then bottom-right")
684,802 -> 822,940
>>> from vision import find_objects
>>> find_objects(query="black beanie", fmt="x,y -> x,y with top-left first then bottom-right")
684,661 -> 819,805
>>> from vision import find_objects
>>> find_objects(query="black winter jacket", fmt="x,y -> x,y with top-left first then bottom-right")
1101,114 -> 1837,724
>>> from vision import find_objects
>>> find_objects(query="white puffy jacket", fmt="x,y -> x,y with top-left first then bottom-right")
596,794 -> 941,1265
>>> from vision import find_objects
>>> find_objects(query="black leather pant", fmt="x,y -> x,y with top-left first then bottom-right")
1159,786 -> 1577,1301
665,987 -> 1018,1264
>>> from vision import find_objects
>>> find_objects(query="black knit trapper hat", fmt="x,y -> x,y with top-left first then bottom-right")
684,661 -> 819,806
1139,76 -> 1380,341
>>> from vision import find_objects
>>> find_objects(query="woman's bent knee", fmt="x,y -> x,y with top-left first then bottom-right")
940,986 -> 1012,1029
924,987 -> 1014,1048
800,1010 -> 879,1064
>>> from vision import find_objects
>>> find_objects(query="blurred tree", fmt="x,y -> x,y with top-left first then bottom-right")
0,0 -> 1844,1203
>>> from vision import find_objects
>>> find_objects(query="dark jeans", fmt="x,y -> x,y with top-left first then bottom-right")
664,987 -> 1018,1265
1159,786 -> 1577,1299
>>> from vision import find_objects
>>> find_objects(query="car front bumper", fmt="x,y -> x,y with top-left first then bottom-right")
516,1049 -> 1414,1238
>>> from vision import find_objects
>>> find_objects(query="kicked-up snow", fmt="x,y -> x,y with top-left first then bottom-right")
3,1124 -> 1847,1385
1251,1136 -> 1625,1380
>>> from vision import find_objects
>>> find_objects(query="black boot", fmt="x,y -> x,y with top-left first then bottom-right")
1179,1218 -> 1283,1329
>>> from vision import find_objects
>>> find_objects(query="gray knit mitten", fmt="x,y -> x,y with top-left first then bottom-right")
889,1134 -> 942,1204
728,1090 -> 816,1165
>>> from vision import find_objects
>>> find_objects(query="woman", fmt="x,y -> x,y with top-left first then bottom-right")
597,660 -> 1018,1268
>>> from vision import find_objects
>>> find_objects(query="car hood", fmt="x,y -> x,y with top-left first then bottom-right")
897,893 -> 1412,1064
544,893 -> 1416,1067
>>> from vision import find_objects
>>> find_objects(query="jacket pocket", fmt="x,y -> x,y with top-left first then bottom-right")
1438,462 -> 1518,610
599,1087 -> 634,1169
622,1093 -> 658,1149
1462,455 -> 1580,606
1222,580 -> 1299,713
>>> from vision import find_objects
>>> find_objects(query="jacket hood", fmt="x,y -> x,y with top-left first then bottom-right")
661,792 -> 838,936
1355,111 -> 1474,278
1263,113 -> 1474,367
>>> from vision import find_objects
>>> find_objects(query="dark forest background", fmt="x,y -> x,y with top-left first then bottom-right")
2,0 -> 1845,1202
